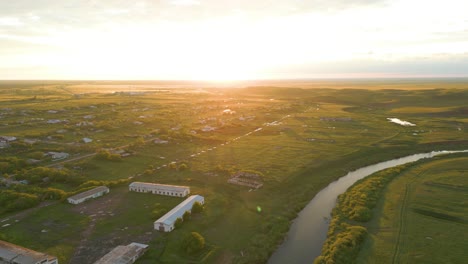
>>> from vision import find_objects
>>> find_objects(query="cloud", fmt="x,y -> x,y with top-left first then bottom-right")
169,0 -> 201,6
0,17 -> 23,26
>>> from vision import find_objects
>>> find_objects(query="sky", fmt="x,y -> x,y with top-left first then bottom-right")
1,0 -> 468,80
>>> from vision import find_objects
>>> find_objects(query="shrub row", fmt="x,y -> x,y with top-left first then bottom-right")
315,165 -> 410,264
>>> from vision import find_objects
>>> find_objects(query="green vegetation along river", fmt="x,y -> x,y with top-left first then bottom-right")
268,150 -> 468,264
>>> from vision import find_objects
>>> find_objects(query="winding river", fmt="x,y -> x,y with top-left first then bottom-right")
268,150 -> 468,264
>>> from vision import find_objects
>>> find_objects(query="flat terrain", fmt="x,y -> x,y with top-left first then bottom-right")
358,156 -> 468,264
0,80 -> 467,263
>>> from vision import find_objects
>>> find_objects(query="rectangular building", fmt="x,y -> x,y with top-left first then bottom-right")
129,182 -> 190,197
67,186 -> 109,205
154,195 -> 204,232
94,243 -> 148,264
0,240 -> 58,264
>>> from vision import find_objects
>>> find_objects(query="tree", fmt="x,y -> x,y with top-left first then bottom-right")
174,217 -> 183,229
192,201 -> 204,214
168,162 -> 177,170
178,163 -> 189,171
183,211 -> 191,221
183,232 -> 205,255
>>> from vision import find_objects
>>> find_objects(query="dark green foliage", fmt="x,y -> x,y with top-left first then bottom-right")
0,190 -> 40,213
183,210 -> 191,221
182,232 -> 205,255
95,150 -> 122,162
174,217 -> 183,229
15,167 -> 83,186
151,203 -> 168,219
0,157 -> 26,174
77,178 -> 129,189
191,201 -> 203,214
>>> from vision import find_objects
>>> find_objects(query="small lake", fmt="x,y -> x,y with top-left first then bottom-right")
268,150 -> 468,264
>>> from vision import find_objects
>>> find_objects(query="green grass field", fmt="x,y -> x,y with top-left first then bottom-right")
357,156 -> 468,264
0,80 -> 467,263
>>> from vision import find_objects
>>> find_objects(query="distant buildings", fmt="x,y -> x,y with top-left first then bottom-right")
94,242 -> 148,264
0,136 -> 16,148
44,152 -> 69,160
153,138 -> 169,144
201,125 -> 216,132
82,137 -> 93,143
67,186 -> 109,205
0,240 -> 58,264
154,195 -> 204,232
129,182 -> 190,197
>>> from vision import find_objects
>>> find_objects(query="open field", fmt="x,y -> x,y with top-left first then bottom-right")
0,80 -> 467,263
357,155 -> 468,264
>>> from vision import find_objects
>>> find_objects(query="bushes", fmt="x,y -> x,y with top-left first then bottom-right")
95,150 -> 122,162
0,190 -> 40,213
191,201 -> 204,214
15,167 -> 82,185
315,165 -> 410,264
174,217 -> 183,229
182,232 -> 205,255
315,224 -> 367,264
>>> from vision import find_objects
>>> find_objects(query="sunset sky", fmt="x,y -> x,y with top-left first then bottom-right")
1,0 -> 468,80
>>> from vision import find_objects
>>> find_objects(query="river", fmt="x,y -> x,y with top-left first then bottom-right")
268,150 -> 468,264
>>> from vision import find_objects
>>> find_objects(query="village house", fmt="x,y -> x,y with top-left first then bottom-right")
153,138 -> 169,144
201,125 -> 216,132
44,152 -> 69,160
94,242 -> 148,264
82,137 -> 93,143
0,240 -> 58,264
0,136 -> 16,148
129,182 -> 190,197
67,186 -> 109,205
154,195 -> 204,232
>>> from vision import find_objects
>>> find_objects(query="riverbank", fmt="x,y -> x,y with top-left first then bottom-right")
314,152 -> 468,264
357,155 -> 468,263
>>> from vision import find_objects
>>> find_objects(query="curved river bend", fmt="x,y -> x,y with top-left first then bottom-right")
268,150 -> 468,264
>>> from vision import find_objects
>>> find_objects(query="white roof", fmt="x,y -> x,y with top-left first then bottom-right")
129,182 -> 189,192
0,240 -> 56,264
68,186 -> 109,201
94,243 -> 148,264
155,195 -> 204,225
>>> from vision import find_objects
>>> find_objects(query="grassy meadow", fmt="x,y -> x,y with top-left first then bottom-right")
357,155 -> 468,264
0,80 -> 467,263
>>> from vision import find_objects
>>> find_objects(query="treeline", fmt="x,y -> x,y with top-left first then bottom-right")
0,167 -> 130,215
14,166 -> 84,186
314,165 -> 409,264
0,157 -> 27,174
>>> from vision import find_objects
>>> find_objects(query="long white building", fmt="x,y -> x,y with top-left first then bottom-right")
154,195 -> 204,232
129,182 -> 190,197
0,240 -> 58,264
67,186 -> 109,205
